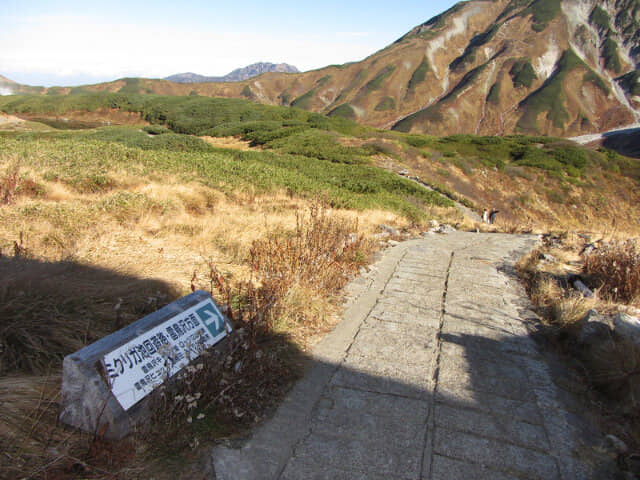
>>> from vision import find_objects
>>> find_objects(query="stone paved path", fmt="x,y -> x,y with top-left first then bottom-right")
211,232 -> 605,480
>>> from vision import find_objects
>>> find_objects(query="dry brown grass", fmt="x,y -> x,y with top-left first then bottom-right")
199,136 -> 257,151
393,142 -> 640,236
138,201 -> 372,463
583,240 -> 640,305
0,156 -> 408,478
518,242 -> 603,323
517,235 -> 640,460
0,156 -> 20,205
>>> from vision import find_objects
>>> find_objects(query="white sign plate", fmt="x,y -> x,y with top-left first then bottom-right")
102,298 -> 230,410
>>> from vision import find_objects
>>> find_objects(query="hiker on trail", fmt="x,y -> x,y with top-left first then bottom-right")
489,209 -> 499,224
483,209 -> 489,223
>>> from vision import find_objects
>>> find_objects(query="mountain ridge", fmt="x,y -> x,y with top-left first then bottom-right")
6,0 -> 640,137
165,62 -> 299,83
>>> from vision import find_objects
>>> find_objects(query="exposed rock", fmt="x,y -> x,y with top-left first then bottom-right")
580,243 -> 598,255
613,313 -> 640,345
166,62 -> 299,84
573,279 -> 594,298
387,240 -> 400,246
605,434 -> 629,455
539,253 -> 558,263
428,220 -> 439,229
576,309 -> 612,347
436,224 -> 456,234
379,224 -> 399,236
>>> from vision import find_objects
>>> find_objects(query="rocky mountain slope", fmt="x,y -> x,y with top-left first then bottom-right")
165,62 -> 299,83
15,0 -> 640,137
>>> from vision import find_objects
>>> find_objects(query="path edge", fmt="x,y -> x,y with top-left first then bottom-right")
210,240 -> 424,479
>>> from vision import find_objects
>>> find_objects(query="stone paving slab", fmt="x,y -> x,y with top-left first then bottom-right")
211,233 -> 609,480
280,457 -> 406,480
292,432 -> 422,478
435,385 -> 544,425
433,427 -> 560,479
434,402 -> 549,450
430,454 -> 522,480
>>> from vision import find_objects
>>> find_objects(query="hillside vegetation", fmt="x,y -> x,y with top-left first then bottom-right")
0,101 -> 454,478
1,92 -> 639,478
2,92 -> 639,233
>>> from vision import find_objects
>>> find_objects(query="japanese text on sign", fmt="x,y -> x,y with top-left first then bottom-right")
103,298 -> 230,410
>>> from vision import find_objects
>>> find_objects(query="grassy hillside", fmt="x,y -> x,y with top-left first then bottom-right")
382,132 -> 640,232
1,93 -> 639,478
2,92 -> 639,231
0,102 -> 460,478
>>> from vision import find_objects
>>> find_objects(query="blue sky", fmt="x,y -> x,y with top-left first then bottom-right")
1,0 -> 458,86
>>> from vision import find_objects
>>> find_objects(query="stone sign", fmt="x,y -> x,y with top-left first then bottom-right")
59,290 -> 231,439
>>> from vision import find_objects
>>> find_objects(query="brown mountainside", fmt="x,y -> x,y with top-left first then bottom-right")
41,0 -> 640,136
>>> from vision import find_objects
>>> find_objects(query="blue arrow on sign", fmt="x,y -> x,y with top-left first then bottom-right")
196,302 -> 227,338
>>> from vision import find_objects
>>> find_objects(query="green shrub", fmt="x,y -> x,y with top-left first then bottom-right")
602,38 -> 622,74
374,97 -> 396,111
316,75 -> 332,87
241,85 -> 254,98
328,104 -> 356,120
268,129 -> 367,164
86,127 -> 215,152
407,58 -> 429,93
290,89 -> 317,109
333,68 -> 368,105
616,70 -> 640,96
243,126 -> 307,146
361,65 -> 396,93
280,91 -> 291,105
487,82 -> 501,103
68,86 -> 88,95
45,87 -> 65,96
520,0 -> 562,31
404,134 -> 436,148
392,105 -> 443,132
449,23 -> 501,71
509,59 -> 537,88
517,49 -> 585,132
497,0 -> 531,20
1,130 -> 453,222
118,78 -> 142,94
589,5 -> 611,32
143,125 -> 170,135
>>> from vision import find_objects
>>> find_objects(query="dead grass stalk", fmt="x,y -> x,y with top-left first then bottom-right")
583,240 -> 640,305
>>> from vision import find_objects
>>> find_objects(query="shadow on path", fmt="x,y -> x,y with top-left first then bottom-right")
211,234 -> 618,480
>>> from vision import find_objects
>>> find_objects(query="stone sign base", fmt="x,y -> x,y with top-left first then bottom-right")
59,290 -> 227,439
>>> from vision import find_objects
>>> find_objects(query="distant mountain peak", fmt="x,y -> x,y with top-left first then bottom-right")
166,62 -> 299,84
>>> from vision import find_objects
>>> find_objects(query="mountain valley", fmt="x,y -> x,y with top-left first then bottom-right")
9,0 -> 638,138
